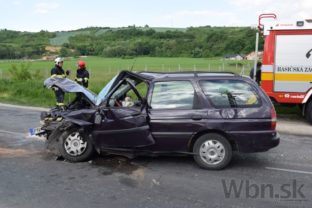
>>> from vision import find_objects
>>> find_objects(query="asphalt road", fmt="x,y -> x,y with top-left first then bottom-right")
0,105 -> 311,208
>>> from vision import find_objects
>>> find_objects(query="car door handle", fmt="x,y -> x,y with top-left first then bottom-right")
191,115 -> 202,120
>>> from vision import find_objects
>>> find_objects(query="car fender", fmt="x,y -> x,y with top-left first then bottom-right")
62,109 -> 97,127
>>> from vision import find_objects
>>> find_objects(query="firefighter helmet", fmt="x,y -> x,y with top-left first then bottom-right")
54,57 -> 64,65
78,60 -> 86,68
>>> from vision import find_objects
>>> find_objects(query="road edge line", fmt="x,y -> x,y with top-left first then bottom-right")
0,103 -> 49,111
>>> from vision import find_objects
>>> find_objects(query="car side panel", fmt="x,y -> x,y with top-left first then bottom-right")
147,109 -> 208,151
92,107 -> 155,148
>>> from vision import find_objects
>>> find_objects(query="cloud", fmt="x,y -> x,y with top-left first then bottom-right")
229,0 -> 271,7
35,2 -> 59,14
154,10 -> 241,27
230,0 -> 312,20
12,1 -> 21,6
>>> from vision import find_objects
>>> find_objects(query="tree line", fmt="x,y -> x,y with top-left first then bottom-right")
0,26 -> 264,59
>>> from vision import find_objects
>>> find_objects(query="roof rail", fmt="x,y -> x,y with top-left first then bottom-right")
138,71 -> 238,76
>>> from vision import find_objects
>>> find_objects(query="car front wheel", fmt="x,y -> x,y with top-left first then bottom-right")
193,133 -> 232,170
58,128 -> 94,162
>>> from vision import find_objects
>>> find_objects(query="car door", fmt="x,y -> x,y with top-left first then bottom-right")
92,78 -> 155,148
147,80 -> 207,152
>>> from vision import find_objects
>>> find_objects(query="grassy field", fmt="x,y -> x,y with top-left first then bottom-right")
0,56 -> 254,89
0,56 -> 301,114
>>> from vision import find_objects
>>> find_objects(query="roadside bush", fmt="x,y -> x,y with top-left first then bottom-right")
8,63 -> 43,80
8,63 -> 32,81
0,79 -> 55,107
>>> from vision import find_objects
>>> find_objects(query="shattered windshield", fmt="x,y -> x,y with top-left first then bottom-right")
96,75 -> 117,105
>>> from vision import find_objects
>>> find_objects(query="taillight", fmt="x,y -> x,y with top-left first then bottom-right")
271,108 -> 277,130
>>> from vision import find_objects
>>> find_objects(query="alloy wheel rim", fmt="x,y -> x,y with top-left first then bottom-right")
199,139 -> 225,165
64,132 -> 87,156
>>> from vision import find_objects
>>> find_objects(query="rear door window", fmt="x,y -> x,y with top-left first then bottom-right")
151,81 -> 195,109
199,80 -> 260,108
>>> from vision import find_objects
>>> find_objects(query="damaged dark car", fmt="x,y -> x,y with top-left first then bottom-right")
33,71 -> 280,170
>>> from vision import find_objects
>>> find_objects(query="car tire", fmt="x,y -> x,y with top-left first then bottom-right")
58,128 -> 94,162
305,100 -> 312,125
193,133 -> 232,170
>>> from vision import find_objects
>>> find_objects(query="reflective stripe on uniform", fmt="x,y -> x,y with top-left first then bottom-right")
84,77 -> 89,81
56,117 -> 63,121
51,86 -> 59,91
56,102 -> 65,106
76,78 -> 83,82
51,74 -> 66,78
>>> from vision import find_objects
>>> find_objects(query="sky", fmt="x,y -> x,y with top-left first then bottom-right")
0,0 -> 312,32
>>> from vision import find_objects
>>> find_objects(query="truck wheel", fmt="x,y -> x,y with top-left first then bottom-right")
193,133 -> 232,170
58,128 -> 94,162
305,100 -> 312,125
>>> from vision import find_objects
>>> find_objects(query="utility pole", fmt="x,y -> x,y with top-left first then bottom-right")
253,31 -> 259,81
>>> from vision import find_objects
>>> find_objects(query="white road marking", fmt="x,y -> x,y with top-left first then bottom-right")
0,129 -> 25,136
0,129 -> 46,141
0,103 -> 48,111
266,167 -> 312,175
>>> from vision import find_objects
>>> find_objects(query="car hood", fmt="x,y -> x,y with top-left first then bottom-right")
44,78 -> 98,105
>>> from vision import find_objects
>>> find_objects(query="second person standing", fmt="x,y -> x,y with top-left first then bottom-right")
75,60 -> 89,88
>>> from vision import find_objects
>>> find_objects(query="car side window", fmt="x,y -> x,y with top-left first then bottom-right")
199,80 -> 261,108
151,81 -> 195,109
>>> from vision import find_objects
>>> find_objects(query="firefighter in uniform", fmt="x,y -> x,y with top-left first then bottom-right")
75,60 -> 89,88
51,57 -> 67,109
71,60 -> 90,107
249,62 -> 262,85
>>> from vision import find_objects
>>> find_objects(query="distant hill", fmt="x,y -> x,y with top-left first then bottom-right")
0,26 -> 263,59
50,27 -> 187,45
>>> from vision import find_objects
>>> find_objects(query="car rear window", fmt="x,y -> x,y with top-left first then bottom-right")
151,81 -> 194,109
199,80 -> 261,108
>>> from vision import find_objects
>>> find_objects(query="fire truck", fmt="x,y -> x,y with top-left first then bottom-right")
258,14 -> 312,124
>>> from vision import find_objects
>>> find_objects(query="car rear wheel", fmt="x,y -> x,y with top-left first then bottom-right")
58,128 -> 94,162
193,133 -> 232,170
305,100 -> 312,125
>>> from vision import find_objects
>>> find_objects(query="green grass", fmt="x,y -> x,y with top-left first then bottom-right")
0,56 -> 254,85
0,56 -> 253,75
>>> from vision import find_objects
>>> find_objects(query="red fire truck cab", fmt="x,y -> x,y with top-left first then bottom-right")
260,15 -> 312,124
